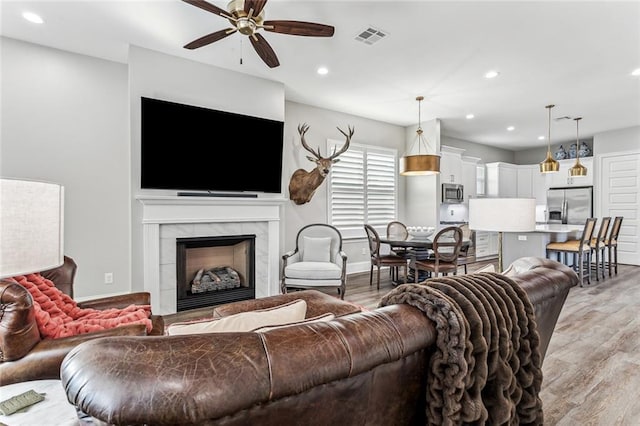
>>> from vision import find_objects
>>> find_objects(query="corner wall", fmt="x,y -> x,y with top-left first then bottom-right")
1,37 -> 130,298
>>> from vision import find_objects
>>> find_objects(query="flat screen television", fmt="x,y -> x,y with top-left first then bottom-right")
141,97 -> 284,194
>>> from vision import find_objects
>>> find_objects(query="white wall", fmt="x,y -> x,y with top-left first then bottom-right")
405,119 -> 441,227
283,101 -> 405,271
1,37 -> 131,298
127,46 -> 285,291
442,135 -> 515,164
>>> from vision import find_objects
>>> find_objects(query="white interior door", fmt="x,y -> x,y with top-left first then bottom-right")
599,151 -> 640,266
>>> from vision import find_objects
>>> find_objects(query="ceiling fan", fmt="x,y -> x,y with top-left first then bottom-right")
182,0 -> 335,68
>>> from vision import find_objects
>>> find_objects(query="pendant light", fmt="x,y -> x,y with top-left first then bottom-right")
569,117 -> 588,177
399,96 -> 440,176
539,104 -> 560,173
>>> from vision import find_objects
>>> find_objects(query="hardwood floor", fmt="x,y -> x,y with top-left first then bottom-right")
345,262 -> 640,425
167,259 -> 640,425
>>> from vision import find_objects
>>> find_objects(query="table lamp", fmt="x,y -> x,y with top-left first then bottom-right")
0,178 -> 64,279
469,198 -> 536,272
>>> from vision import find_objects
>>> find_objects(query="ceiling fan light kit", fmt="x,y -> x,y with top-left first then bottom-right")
400,96 -> 440,176
539,104 -> 560,174
569,117 -> 588,177
182,0 -> 334,68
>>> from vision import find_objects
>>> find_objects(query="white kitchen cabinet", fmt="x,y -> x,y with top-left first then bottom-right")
545,157 -> 594,188
485,162 -> 518,197
439,145 -> 465,184
517,164 -> 547,204
462,156 -> 480,202
475,230 -> 498,258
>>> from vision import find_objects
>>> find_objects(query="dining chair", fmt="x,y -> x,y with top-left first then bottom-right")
605,216 -> 623,276
411,226 -> 463,282
386,221 -> 409,280
589,216 -> 611,281
545,217 -> 597,286
364,224 -> 408,289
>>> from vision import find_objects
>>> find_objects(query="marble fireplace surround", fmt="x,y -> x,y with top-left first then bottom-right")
137,196 -> 286,315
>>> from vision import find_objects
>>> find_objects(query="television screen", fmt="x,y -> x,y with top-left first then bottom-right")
141,97 -> 284,194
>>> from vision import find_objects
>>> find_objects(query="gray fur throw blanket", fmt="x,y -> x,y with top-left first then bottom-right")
379,272 -> 543,425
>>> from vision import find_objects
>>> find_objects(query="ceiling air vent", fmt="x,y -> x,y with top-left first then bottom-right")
355,26 -> 388,45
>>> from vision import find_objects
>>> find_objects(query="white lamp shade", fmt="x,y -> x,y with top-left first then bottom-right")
469,198 -> 536,232
0,178 -> 64,278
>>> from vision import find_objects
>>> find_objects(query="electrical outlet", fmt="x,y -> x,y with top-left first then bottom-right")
361,248 -> 367,255
104,272 -> 114,284
518,235 -> 527,241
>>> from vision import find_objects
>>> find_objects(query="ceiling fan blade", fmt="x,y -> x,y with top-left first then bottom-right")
263,20 -> 334,37
244,0 -> 268,18
249,33 -> 280,68
184,28 -> 236,49
182,0 -> 230,18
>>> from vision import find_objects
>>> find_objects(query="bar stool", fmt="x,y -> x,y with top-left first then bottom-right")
605,216 -> 623,276
589,217 -> 611,281
546,218 -> 597,286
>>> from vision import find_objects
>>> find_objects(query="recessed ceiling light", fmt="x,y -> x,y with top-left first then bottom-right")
22,11 -> 43,24
485,70 -> 500,79
507,126 -> 515,131
317,67 -> 328,75
538,136 -> 545,140
632,68 -> 640,76
465,114 -> 474,119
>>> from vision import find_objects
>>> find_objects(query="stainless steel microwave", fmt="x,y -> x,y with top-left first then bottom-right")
442,183 -> 464,203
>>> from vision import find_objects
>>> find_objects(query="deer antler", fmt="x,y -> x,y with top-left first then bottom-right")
297,123 -> 322,159
329,125 -> 355,160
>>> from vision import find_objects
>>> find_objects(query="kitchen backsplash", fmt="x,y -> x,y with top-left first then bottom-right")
440,203 -> 469,222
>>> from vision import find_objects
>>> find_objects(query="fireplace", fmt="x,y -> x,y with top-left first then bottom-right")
136,195 -> 285,315
176,235 -> 255,312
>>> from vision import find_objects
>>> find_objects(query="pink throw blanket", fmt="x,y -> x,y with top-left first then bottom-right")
13,273 -> 153,338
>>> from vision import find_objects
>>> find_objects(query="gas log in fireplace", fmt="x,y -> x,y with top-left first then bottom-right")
176,235 -> 255,312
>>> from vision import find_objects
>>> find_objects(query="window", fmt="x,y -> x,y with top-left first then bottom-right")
327,140 -> 397,239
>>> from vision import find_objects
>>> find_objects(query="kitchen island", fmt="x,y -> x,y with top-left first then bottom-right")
502,223 -> 584,271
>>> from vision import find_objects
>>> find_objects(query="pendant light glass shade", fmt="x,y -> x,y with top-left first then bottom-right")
539,104 -> 560,173
569,117 -> 588,177
400,96 -> 440,176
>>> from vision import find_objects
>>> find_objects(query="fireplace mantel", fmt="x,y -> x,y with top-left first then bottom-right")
137,195 -> 286,314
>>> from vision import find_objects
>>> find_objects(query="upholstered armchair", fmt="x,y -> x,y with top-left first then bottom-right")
281,224 -> 347,299
0,256 -> 164,385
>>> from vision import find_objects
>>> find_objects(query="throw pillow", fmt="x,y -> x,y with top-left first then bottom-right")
166,299 -> 307,335
252,313 -> 335,332
302,236 -> 331,262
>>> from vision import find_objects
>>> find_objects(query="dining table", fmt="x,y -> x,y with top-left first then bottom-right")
379,235 -> 471,283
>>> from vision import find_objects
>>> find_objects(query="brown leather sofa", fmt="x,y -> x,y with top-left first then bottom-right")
60,257 -> 577,425
0,256 -> 164,385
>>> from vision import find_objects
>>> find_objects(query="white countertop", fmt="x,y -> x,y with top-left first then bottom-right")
534,224 -> 584,233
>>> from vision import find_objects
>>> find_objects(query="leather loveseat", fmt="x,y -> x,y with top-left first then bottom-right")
0,256 -> 164,385
60,257 -> 578,425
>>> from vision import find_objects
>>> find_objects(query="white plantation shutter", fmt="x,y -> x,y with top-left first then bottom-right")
328,140 -> 397,239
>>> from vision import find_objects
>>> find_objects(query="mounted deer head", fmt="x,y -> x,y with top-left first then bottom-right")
289,123 -> 354,205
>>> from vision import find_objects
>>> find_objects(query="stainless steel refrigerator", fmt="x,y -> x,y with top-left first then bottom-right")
546,186 -> 593,224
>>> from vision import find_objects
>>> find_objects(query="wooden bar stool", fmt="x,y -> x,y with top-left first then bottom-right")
589,217 -> 611,281
546,218 -> 597,286
605,216 -> 623,276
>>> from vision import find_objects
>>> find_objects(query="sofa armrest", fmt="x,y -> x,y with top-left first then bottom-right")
0,323 -> 148,386
213,290 -> 362,319
77,292 -> 151,310
0,279 -> 41,362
